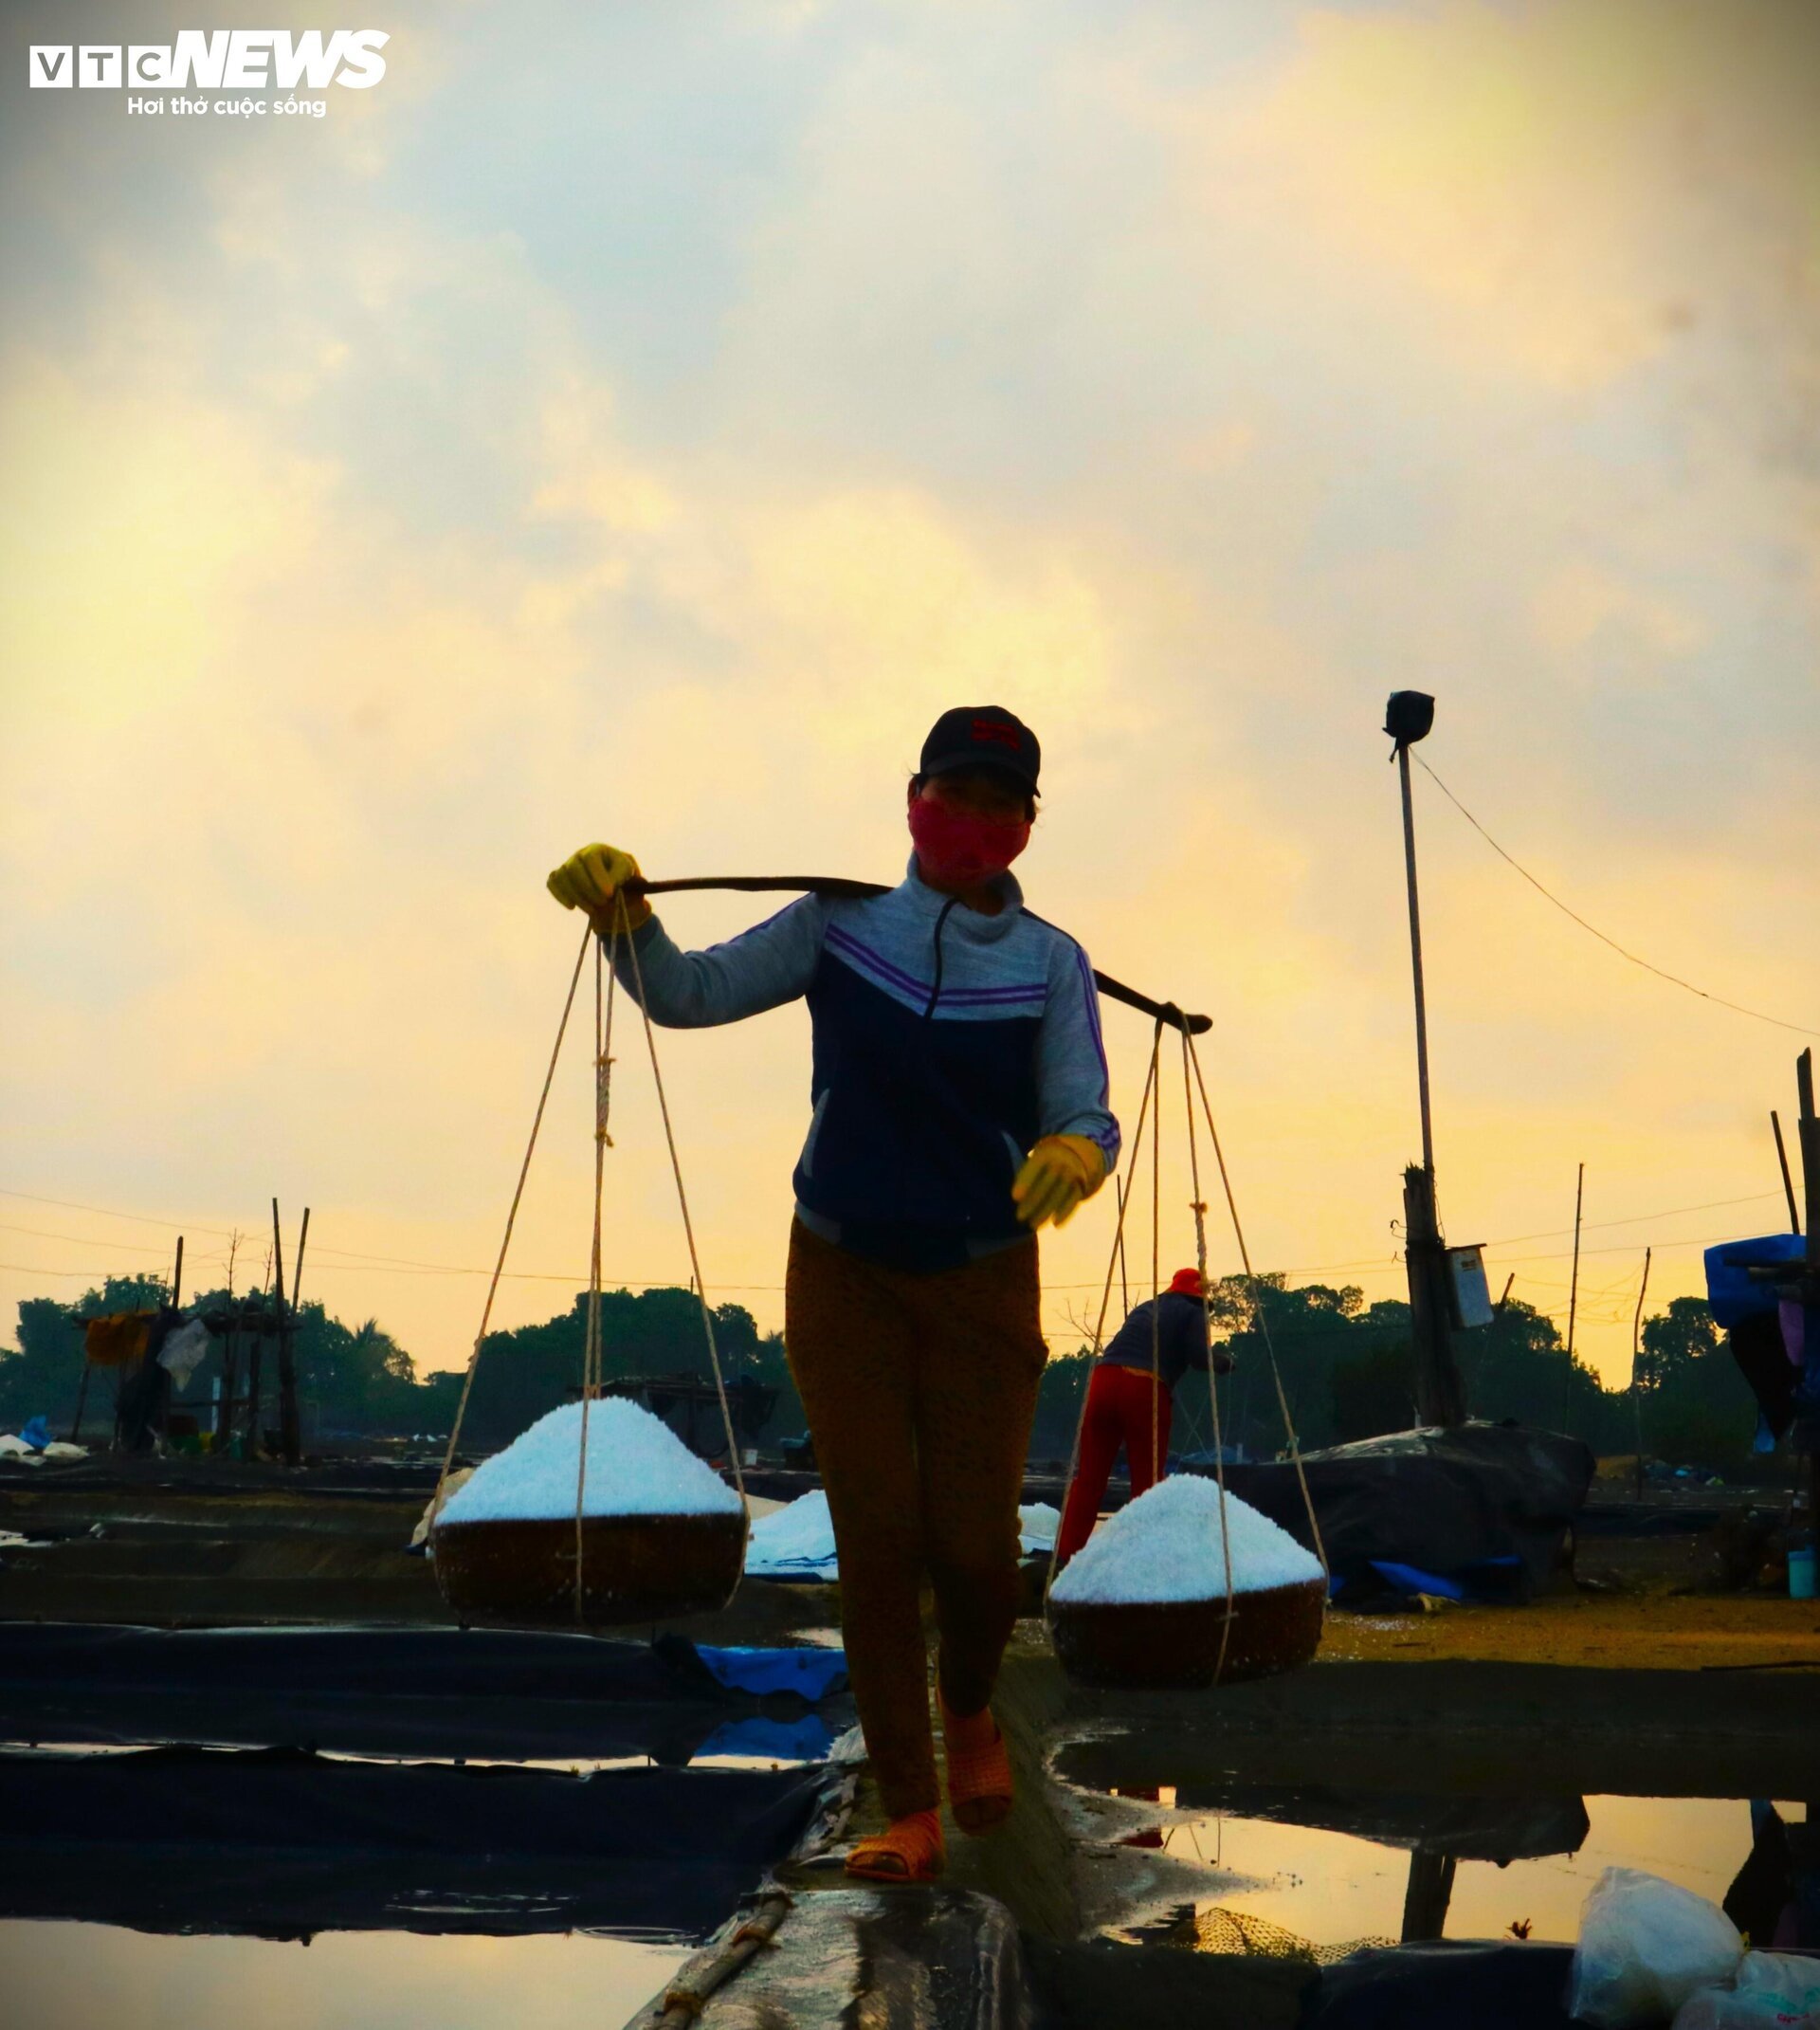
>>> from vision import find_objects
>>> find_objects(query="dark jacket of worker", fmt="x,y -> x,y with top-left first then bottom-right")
1098,1289 -> 1219,1393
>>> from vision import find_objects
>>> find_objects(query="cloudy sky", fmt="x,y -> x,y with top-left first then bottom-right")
4,0 -> 1816,1397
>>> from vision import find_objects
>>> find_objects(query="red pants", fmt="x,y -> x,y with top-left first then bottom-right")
1055,1362 -> 1172,1565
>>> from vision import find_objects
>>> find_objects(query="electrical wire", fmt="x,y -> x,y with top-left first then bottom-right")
1417,757 -> 1818,1039
0,1188 -> 238,1237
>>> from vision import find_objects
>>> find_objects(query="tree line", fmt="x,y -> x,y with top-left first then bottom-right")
2,1270 -> 1761,1472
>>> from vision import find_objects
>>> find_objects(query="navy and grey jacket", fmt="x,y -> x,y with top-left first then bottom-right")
1099,1292 -> 1212,1393
610,856 -> 1119,1270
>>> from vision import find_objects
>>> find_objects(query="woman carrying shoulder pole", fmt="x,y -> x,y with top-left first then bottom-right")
548,705 -> 1119,1882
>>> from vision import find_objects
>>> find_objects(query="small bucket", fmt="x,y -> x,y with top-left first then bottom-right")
1790,1546 -> 1816,1601
431,1509 -> 749,1627
1047,1573 -> 1326,1690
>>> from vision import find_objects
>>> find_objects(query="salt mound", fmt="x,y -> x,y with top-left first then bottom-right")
746,1488 -> 837,1576
746,1490 -> 1065,1579
1049,1474 -> 1321,1606
437,1399 -> 741,1525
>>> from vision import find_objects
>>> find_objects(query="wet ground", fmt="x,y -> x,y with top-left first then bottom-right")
0,1923 -> 689,2030
5,1464 -> 1817,2026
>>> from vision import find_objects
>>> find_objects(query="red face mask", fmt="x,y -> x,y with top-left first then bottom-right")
907,793 -> 1031,885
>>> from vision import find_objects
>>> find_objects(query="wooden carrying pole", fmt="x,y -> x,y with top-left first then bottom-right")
627,875 -> 1212,1035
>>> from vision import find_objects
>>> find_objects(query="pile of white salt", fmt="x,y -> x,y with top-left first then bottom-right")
436,1399 -> 742,1525
744,1490 -> 1062,1578
1049,1473 -> 1321,1606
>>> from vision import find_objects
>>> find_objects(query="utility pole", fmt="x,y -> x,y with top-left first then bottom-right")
1564,1162 -> 1584,1435
1385,691 -> 1465,1428
1798,1052 -> 1819,1533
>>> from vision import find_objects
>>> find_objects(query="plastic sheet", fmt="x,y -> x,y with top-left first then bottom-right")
1569,1868 -> 1743,2028
0,1745 -> 827,1939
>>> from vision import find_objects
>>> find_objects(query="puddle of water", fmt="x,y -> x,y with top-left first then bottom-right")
0,1922 -> 687,2030
1119,1796 -> 1811,1949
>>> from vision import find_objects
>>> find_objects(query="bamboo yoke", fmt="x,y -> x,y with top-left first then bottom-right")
428,873 -> 1323,1652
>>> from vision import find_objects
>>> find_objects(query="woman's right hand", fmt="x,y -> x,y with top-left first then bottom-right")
546,843 -> 653,932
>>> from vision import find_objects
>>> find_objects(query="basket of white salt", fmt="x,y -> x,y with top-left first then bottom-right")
430,1399 -> 747,1626
1047,1475 -> 1324,1690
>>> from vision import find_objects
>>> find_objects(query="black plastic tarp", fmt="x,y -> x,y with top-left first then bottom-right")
1298,1940 -> 1580,2029
0,1623 -> 852,1764
1202,1421 -> 1594,1596
0,1745 -> 827,1939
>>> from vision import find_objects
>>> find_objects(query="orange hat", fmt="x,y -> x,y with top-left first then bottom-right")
1168,1267 -> 1205,1297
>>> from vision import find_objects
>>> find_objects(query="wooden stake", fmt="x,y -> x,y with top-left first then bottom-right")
215,1322 -> 239,1450
1563,1162 -> 1585,1434
1773,1111 -> 1800,1235
244,1312 -> 264,1459
171,1235 -> 184,1311
1630,1247 -> 1652,1503
276,1205 -> 307,1467
70,1351 -> 91,1444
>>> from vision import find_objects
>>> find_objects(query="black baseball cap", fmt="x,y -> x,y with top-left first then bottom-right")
919,705 -> 1041,794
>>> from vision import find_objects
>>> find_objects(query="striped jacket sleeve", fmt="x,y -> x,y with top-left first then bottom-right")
1036,933 -> 1121,1174
608,898 -> 827,1027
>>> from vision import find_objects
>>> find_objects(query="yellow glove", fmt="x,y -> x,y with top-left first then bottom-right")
1011,1134 -> 1107,1231
546,843 -> 652,932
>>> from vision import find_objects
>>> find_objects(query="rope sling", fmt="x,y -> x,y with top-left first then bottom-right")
1044,1018 -> 1327,1685
428,897 -> 749,1624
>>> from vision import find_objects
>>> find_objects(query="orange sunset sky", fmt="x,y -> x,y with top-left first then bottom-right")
3,0 -> 1816,1392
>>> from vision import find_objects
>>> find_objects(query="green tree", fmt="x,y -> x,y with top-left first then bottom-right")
1637,1296 -> 1721,1392
1329,1340 -> 1417,1443
450,1287 -> 803,1450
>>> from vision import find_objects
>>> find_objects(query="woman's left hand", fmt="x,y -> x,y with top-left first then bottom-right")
1012,1135 -> 1106,1230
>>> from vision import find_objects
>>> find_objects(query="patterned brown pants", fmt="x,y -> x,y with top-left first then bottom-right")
784,1217 -> 1048,1820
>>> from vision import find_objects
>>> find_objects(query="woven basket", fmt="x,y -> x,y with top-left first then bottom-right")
431,1509 -> 749,1627
1048,1573 -> 1325,1690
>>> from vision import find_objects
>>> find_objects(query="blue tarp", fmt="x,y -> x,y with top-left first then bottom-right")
692,1642 -> 849,1700
1705,1234 -> 1806,1327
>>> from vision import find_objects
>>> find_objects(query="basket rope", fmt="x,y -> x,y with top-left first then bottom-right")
1185,1028 -> 1327,1577
1179,1026 -> 1238,1682
617,891 -> 749,1509
428,924 -> 593,1535
1042,1019 -> 1162,1613
1046,1017 -> 1328,1644
428,902 -> 751,1605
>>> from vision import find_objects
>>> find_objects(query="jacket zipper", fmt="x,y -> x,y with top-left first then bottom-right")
924,896 -> 960,1019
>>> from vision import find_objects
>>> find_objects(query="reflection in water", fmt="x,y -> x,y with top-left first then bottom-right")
0,1923 -> 687,2030
1116,1791 -> 1812,1950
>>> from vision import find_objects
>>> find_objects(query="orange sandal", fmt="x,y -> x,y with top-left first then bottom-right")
845,1808 -> 945,1883
938,1684 -> 1013,1834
